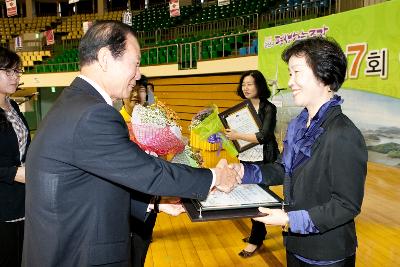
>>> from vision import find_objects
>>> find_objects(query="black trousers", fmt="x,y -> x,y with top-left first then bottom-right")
0,220 -> 24,267
247,219 -> 267,245
130,213 -> 158,267
240,160 -> 268,246
286,251 -> 356,267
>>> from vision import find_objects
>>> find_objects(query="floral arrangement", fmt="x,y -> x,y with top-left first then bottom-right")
171,145 -> 203,168
189,106 -> 215,130
131,101 -> 185,155
189,105 -> 238,157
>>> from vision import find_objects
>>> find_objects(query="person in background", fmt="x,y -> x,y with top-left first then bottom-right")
120,76 -> 147,118
146,82 -> 155,105
23,20 -> 239,267
120,75 -> 148,143
231,37 -> 367,266
224,70 -> 280,257
120,75 -> 179,267
0,47 -> 30,267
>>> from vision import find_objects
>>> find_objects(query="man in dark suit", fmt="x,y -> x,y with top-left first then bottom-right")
22,21 -> 238,267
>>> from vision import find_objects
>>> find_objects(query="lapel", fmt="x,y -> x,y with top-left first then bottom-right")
290,106 -> 343,187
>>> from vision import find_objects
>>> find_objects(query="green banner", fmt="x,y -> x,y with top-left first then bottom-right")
258,0 -> 400,99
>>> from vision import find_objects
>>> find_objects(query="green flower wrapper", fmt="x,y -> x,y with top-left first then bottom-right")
191,105 -> 238,157
171,145 -> 203,168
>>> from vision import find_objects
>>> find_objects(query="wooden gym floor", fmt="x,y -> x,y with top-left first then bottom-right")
144,162 -> 400,267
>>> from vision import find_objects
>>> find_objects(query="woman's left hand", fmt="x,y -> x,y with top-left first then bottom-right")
225,129 -> 239,140
15,166 -> 26,184
253,207 -> 289,226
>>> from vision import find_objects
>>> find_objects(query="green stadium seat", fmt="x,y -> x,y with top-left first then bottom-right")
169,53 -> 177,63
44,65 -> 52,73
59,64 -> 67,72
159,55 -> 166,64
210,50 -> 218,59
35,65 -> 44,73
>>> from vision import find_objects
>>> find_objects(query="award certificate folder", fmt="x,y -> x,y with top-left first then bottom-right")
183,184 -> 283,222
218,100 -> 262,153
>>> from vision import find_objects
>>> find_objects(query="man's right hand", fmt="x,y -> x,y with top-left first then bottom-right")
228,163 -> 244,182
212,159 -> 240,193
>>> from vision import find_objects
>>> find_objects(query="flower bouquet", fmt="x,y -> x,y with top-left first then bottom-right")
171,145 -> 203,168
189,105 -> 238,157
131,101 -> 185,155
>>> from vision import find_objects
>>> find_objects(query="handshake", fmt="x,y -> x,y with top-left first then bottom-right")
212,159 -> 244,193
159,159 -> 244,217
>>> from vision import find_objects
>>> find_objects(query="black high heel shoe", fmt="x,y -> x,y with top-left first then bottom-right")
242,236 -> 250,243
238,244 -> 262,258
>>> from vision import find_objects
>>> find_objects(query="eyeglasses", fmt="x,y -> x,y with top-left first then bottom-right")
0,68 -> 24,77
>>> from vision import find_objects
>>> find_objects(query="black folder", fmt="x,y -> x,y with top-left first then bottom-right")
183,186 -> 283,222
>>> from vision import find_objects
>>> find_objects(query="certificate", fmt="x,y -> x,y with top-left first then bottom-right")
219,100 -> 262,152
194,184 -> 280,211
183,185 -> 283,222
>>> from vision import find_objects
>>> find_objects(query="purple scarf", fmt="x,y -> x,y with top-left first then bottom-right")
282,95 -> 343,177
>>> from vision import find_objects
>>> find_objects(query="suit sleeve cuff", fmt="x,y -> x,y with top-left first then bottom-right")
210,168 -> 216,189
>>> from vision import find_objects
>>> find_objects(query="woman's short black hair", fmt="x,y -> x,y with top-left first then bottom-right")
281,36 -> 347,92
137,74 -> 147,87
236,70 -> 271,100
0,46 -> 21,69
79,20 -> 136,67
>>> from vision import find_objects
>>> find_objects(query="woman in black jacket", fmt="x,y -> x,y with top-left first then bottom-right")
0,47 -> 30,267
233,37 -> 367,266
225,70 -> 280,257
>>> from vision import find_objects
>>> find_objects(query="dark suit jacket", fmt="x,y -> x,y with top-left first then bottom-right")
23,77 -> 213,267
260,106 -> 367,260
256,99 -> 279,163
0,100 -> 30,221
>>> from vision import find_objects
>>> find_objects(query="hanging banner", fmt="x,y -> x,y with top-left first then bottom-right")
258,1 -> 400,168
44,30 -> 55,45
82,21 -> 93,35
122,9 -> 132,26
6,0 -> 17,17
14,36 -> 23,49
218,0 -> 230,6
169,0 -> 180,17
258,0 -> 400,99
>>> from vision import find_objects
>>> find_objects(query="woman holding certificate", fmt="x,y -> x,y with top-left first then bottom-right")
224,70 -> 280,257
232,37 -> 367,266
